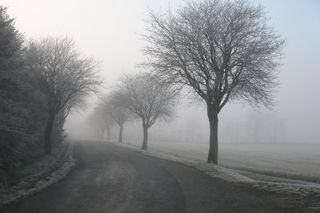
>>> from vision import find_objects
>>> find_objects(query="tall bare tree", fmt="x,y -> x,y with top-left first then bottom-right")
25,36 -> 101,154
143,0 -> 285,163
119,73 -> 176,150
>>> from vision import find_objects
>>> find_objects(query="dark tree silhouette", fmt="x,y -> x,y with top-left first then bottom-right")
25,37 -> 101,154
143,0 -> 285,163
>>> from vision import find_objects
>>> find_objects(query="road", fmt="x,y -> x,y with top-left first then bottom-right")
3,141 -> 303,213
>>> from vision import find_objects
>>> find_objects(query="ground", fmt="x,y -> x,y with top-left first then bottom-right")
123,141 -> 320,182
0,143 -> 74,207
1,141 -> 312,213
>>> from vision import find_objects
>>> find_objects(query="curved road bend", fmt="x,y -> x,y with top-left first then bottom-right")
3,141 -> 303,213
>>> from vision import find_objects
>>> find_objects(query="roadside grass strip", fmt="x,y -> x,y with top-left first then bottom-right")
115,142 -> 320,199
0,143 -> 75,208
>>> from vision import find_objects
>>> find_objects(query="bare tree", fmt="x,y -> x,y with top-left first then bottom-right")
102,113 -> 114,142
119,73 -> 176,150
25,36 -> 101,154
143,0 -> 285,163
87,106 -> 114,141
105,91 -> 131,143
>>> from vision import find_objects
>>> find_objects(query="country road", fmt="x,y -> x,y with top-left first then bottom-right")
3,141 -> 303,213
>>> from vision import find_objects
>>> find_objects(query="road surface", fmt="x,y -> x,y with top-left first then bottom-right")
3,141 -> 303,213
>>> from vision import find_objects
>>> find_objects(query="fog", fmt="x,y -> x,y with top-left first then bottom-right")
3,0 -> 319,144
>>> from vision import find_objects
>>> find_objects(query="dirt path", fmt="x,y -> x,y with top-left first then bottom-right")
2,141 -> 303,213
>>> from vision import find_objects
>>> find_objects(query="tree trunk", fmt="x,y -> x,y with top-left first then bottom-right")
118,124 -> 123,143
207,104 -> 219,164
141,124 -> 148,150
44,111 -> 55,155
106,127 -> 110,142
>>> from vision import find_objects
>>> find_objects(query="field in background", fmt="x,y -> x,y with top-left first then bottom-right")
125,141 -> 320,182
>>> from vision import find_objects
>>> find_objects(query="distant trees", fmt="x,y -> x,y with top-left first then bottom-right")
90,73 -> 177,149
118,73 -> 177,150
99,111 -> 114,142
93,92 -> 131,143
87,106 -> 114,141
143,0 -> 285,163
89,91 -> 131,143
25,37 -> 101,154
105,91 -> 131,143
243,111 -> 286,143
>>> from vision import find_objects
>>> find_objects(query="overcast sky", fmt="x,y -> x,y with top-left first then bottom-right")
2,0 -> 319,143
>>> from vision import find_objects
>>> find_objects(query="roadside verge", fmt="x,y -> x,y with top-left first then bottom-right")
0,142 -> 75,208
114,142 -> 320,200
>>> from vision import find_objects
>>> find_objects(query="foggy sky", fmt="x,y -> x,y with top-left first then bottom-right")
2,0 -> 319,143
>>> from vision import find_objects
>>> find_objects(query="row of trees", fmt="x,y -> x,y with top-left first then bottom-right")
91,0 -> 284,164
2,0 -> 284,166
89,73 -> 177,150
0,6 -> 100,170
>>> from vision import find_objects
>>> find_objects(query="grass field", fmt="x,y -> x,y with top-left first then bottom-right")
125,141 -> 320,182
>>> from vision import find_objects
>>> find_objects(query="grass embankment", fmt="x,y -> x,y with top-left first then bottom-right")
0,142 -> 74,208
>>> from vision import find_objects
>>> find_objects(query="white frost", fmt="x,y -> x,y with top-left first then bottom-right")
116,141 -> 320,197
0,143 -> 75,207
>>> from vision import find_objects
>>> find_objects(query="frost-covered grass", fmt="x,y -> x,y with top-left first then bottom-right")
124,141 -> 320,183
0,142 -> 75,208
117,141 -> 320,198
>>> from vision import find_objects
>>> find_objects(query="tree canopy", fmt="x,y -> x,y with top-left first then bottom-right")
25,36 -> 101,154
118,73 -> 177,149
143,0 -> 285,163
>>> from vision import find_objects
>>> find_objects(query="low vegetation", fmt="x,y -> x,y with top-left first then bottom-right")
0,143 -> 74,208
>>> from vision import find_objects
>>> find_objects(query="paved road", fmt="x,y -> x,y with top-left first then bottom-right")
3,141 -> 303,213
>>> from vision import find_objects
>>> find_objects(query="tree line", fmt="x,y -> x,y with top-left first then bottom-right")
1,0 -> 284,167
0,6 -> 100,171
90,0 -> 284,164
89,73 -> 177,150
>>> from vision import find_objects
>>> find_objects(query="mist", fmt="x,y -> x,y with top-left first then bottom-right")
4,1 -> 317,143
2,0 -> 314,144
1,0 -> 320,211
